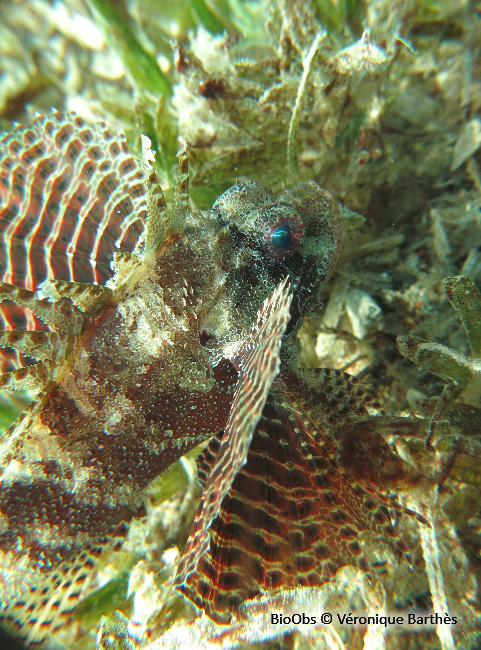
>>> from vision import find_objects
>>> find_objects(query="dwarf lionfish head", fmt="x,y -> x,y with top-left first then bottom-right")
207,180 -> 342,335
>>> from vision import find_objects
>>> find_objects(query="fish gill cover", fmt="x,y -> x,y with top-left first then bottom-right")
0,1 -> 480,649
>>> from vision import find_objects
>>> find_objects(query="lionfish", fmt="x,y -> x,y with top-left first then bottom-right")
0,112 -> 423,647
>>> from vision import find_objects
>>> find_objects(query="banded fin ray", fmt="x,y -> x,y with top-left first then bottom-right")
0,304 -> 49,373
279,368 -> 428,527
0,362 -> 55,392
37,279 -> 112,314
0,331 -> 74,362
169,146 -> 190,235
174,279 -> 292,592
0,282 -> 85,336
142,135 -> 169,257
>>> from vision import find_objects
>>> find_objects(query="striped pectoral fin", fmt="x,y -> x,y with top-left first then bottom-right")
279,367 -> 384,442
178,394 -> 425,623
0,331 -> 74,362
349,484 -> 426,569
0,112 -> 146,290
0,282 -> 85,335
0,361 -> 56,392
278,370 -> 426,563
174,279 -> 292,601
334,415 -> 430,538
285,408 -> 423,568
177,405 -> 379,624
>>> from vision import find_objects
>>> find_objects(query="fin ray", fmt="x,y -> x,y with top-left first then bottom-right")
175,279 -> 292,590
0,362 -> 55,392
0,331 -> 74,362
142,135 -> 169,257
37,279 -> 112,314
143,144 -> 190,257
0,282 -> 85,335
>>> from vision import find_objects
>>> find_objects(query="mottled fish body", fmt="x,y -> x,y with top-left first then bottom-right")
0,112 -> 353,645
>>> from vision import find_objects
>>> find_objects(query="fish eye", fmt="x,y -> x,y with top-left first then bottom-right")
271,221 -> 292,249
265,216 -> 303,259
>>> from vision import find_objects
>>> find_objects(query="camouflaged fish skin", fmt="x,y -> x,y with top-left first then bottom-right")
0,113 -> 341,645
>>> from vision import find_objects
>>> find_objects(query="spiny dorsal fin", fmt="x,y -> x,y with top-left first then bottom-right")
0,282 -> 85,335
0,330 -> 74,362
142,142 -> 190,259
0,361 -> 55,391
38,278 -> 112,314
170,146 -> 190,235
142,135 -> 169,257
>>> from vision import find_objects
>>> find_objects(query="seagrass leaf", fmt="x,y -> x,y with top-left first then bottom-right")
396,335 -> 477,387
443,276 -> 481,358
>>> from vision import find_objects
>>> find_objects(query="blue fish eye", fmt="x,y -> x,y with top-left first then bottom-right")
265,215 -> 303,259
270,221 -> 292,249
